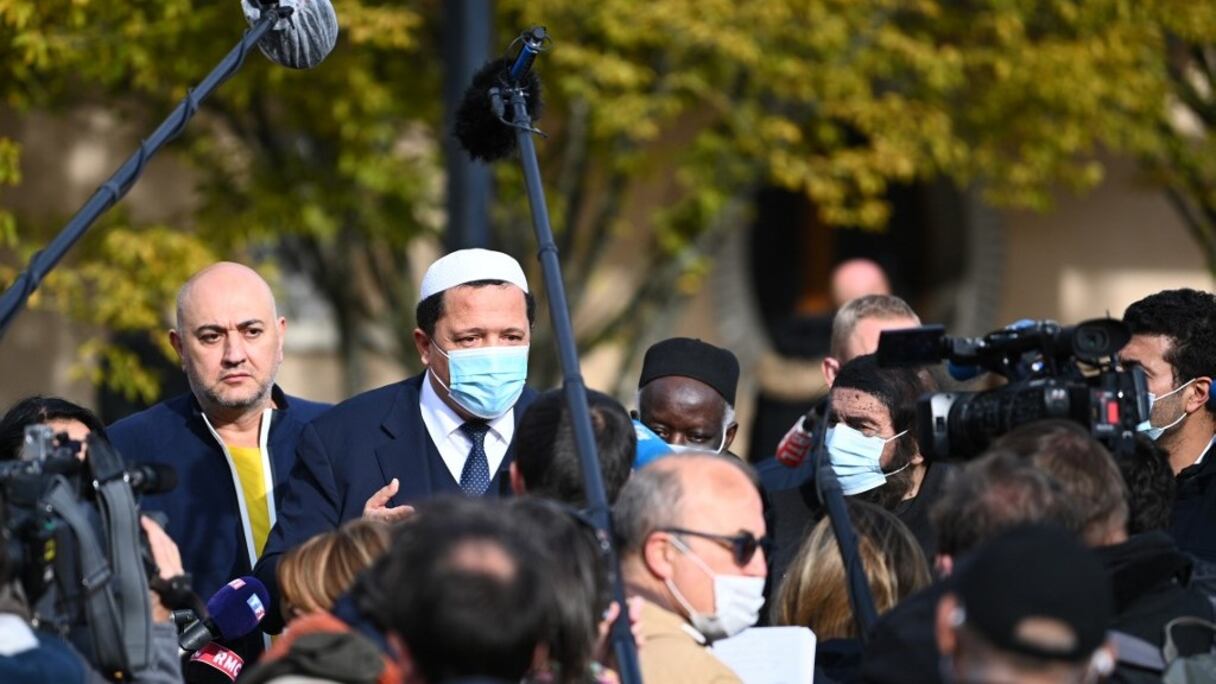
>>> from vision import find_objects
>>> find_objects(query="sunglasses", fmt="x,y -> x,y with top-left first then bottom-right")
660,527 -> 770,566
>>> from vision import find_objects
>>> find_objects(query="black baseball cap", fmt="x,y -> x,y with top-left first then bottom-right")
954,524 -> 1112,663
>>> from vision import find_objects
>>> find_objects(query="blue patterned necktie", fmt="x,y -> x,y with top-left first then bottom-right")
458,421 -> 492,495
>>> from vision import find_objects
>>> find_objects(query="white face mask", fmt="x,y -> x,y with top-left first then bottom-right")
663,536 -> 765,641
666,421 -> 730,455
826,423 -> 909,496
1136,378 -> 1195,441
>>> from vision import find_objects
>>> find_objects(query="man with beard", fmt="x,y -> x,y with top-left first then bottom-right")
761,293 -> 921,491
1121,288 -> 1216,562
767,354 -> 947,587
108,263 -> 330,638
828,354 -> 939,517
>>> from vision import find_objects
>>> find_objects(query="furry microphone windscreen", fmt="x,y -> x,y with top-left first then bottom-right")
241,0 -> 340,70
454,57 -> 544,163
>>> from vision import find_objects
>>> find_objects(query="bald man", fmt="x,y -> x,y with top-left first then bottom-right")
830,258 -> 891,309
107,263 -> 329,622
616,453 -> 767,682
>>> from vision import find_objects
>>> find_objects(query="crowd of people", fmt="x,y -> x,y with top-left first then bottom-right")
0,247 -> 1214,684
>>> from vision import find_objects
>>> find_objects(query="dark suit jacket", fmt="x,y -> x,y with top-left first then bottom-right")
107,387 -> 330,665
106,386 -> 330,599
1172,448 -> 1216,563
254,373 -> 537,631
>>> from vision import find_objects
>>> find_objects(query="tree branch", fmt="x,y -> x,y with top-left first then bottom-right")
557,98 -> 591,260
1164,185 -> 1216,275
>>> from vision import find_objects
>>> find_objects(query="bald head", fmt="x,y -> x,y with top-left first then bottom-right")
831,259 -> 890,308
170,262 -> 285,417
614,453 -> 760,556
656,454 -> 758,523
615,453 -> 767,617
176,262 -> 277,332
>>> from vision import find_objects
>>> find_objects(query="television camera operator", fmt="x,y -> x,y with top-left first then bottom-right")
0,396 -> 184,683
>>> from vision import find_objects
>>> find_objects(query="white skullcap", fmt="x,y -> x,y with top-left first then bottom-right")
418,248 -> 529,302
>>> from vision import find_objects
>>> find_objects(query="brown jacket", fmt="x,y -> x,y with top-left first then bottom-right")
637,599 -> 742,684
241,611 -> 402,684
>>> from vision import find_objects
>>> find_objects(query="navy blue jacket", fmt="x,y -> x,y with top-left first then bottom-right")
0,628 -> 86,684
1172,445 -> 1216,563
106,386 -> 330,600
254,373 -> 537,632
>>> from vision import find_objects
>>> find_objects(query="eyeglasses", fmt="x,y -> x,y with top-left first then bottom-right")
659,527 -> 769,566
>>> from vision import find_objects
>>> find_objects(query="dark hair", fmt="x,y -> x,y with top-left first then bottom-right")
360,497 -> 551,684
1124,288 -> 1216,414
508,497 -> 608,682
991,420 -> 1128,545
932,449 -> 1082,557
0,396 -> 108,462
415,279 -> 537,338
831,354 -> 934,437
513,388 -> 635,507
1116,434 -> 1175,535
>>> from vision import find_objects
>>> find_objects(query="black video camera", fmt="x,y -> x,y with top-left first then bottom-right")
876,318 -> 1148,461
0,426 -> 85,602
0,425 -> 171,679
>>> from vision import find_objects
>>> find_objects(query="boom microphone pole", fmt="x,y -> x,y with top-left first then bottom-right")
454,27 -> 643,683
0,0 -> 339,340
814,395 -> 880,639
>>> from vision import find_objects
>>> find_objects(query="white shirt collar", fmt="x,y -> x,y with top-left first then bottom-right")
0,614 -> 38,656
1192,434 -> 1216,467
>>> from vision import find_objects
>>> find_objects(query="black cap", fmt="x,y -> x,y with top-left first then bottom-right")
638,338 -> 741,405
955,524 -> 1112,663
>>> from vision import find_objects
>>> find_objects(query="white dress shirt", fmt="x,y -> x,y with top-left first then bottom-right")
418,370 -> 515,485
1190,434 -> 1216,467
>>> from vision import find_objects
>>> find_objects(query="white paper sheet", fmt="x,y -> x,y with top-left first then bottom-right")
710,626 -> 817,683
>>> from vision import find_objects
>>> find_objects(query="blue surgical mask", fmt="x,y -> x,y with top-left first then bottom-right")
1136,379 -> 1195,441
826,423 -> 908,496
432,344 -> 529,419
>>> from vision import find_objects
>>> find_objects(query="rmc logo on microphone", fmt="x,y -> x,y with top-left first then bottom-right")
191,642 -> 245,680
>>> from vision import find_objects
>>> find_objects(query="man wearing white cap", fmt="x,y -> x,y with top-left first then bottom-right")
253,248 -> 538,631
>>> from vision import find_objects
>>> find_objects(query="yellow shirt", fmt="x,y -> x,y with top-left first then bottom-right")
228,445 -> 271,558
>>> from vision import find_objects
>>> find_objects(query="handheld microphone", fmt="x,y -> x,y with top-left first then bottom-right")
172,609 -> 200,630
775,411 -> 818,468
179,577 -> 270,652
241,0 -> 339,70
454,27 -> 547,162
185,642 -> 245,684
128,463 -> 178,495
